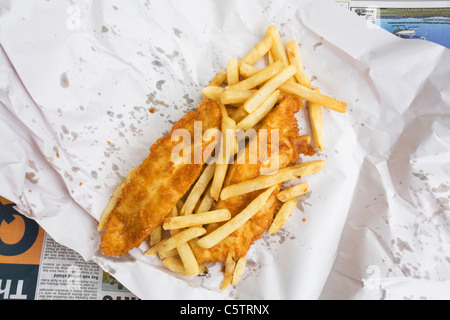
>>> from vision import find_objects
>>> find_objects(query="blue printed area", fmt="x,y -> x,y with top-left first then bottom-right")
378,17 -> 450,49
0,264 -> 39,300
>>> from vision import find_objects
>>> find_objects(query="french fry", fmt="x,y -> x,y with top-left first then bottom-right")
210,115 -> 236,201
209,70 -> 227,86
308,88 -> 325,151
176,199 -> 184,212
227,105 -> 249,123
267,50 -> 275,65
195,183 -> 215,213
220,160 -> 325,200
237,90 -> 280,130
232,256 -> 246,285
98,167 -> 137,231
266,25 -> 289,67
197,185 -> 277,249
202,86 -> 224,102
268,198 -> 298,234
145,226 -> 206,255
227,61 -> 283,91
162,257 -> 208,276
242,65 -> 297,113
221,89 -> 257,105
180,163 -> 216,216
149,225 -> 162,246
239,63 -> 346,114
277,182 -> 309,202
280,81 -> 347,113
163,209 -> 231,230
166,206 -> 201,275
286,40 -> 312,89
163,256 -> 191,275
158,248 -> 179,259
239,36 -> 273,67
227,56 -> 239,86
158,206 -> 179,259
157,205 -> 180,259
221,252 -> 236,290
239,62 -> 261,78
177,241 -> 200,276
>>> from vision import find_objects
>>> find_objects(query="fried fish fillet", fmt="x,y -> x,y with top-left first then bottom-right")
99,99 -> 222,256
192,96 -> 315,264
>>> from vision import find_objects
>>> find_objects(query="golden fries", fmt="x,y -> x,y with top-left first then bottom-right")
267,50 -> 275,65
277,182 -> 309,202
239,36 -> 273,67
177,241 -> 201,276
145,226 -> 206,255
227,56 -> 239,85
243,65 -> 297,113
281,81 -> 347,113
202,86 -> 224,102
308,88 -> 325,151
268,198 -> 298,234
180,163 -> 216,216
239,62 -> 261,78
266,25 -> 289,67
162,257 -> 208,276
221,89 -> 257,105
163,209 -> 231,230
210,114 -> 236,201
232,256 -> 247,285
228,61 -> 283,91
149,225 -> 162,246
227,105 -> 249,123
221,252 -> 236,290
165,205 -> 202,275
237,89 -> 280,130
196,185 -> 277,249
220,160 -> 325,200
195,183 -> 215,213
286,40 -> 312,89
209,70 -> 227,87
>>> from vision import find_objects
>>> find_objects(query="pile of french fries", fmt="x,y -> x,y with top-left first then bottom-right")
145,25 -> 346,289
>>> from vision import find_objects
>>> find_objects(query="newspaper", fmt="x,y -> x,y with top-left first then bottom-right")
340,0 -> 450,48
0,0 -> 449,300
0,199 -> 138,300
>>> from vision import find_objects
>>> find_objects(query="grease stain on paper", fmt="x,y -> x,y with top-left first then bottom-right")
412,170 -> 430,181
173,27 -> 183,38
25,172 -> 39,184
60,72 -> 70,88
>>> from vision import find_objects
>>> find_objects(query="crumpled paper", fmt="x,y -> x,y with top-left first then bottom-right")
0,0 -> 449,300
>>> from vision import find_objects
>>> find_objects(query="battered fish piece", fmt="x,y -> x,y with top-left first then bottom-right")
192,96 -> 315,264
99,100 -> 221,256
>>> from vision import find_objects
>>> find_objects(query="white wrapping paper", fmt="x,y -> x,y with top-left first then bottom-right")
0,0 -> 449,299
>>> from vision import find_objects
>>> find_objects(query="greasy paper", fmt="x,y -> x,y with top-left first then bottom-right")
0,0 -> 449,299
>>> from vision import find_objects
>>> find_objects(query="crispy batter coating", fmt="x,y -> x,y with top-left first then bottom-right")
192,96 -> 315,264
99,100 -> 222,256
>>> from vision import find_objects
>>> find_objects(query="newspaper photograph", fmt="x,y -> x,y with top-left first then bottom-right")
348,1 -> 450,48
